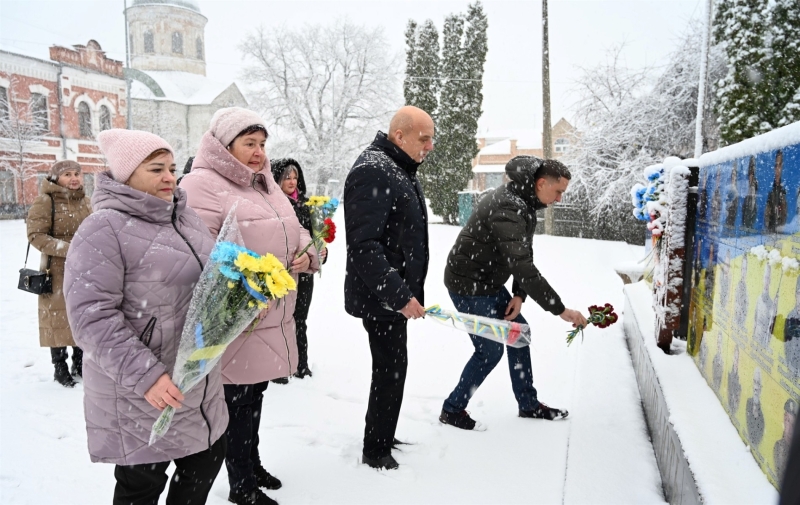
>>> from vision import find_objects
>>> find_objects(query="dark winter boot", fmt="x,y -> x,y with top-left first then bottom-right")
439,409 -> 486,431
51,347 -> 76,388
228,488 -> 278,505
361,453 -> 399,470
293,366 -> 312,379
254,466 -> 282,490
519,402 -> 568,420
70,347 -> 83,378
270,377 -> 289,385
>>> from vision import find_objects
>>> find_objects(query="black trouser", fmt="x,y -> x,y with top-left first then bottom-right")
112,435 -> 226,505
294,273 -> 314,370
224,381 -> 269,494
362,318 -> 408,459
50,346 -> 81,365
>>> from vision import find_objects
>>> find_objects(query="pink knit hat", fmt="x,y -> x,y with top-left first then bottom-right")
209,107 -> 267,147
97,129 -> 173,182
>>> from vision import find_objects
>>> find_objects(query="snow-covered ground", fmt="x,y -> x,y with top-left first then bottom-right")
0,217 -> 666,504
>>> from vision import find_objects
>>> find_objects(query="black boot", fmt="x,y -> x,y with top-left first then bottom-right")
70,347 -> 83,378
228,488 -> 278,505
254,466 -> 282,490
51,347 -> 76,388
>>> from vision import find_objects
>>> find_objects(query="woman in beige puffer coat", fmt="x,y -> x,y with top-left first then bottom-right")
26,160 -> 91,387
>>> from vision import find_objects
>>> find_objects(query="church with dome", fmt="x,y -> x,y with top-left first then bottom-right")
126,0 -> 247,167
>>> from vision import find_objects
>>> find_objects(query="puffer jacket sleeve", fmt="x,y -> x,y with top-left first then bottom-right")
298,226 -> 320,274
27,195 -> 70,258
64,215 -> 167,397
345,164 -> 414,311
490,203 -> 565,316
180,175 -> 224,238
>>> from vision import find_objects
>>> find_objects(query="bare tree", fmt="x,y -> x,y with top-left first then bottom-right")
0,77 -> 49,208
563,25 -> 724,229
240,19 -> 400,189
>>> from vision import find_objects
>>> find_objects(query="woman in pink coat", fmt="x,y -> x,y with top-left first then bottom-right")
180,107 -> 318,505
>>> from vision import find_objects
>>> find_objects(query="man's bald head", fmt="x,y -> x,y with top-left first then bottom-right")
388,106 -> 435,163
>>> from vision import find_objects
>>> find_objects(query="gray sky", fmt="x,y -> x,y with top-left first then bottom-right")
0,0 -> 703,131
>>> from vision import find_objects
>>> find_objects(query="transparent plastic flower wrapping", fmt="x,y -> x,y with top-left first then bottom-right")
150,206 -> 275,445
424,305 -> 532,348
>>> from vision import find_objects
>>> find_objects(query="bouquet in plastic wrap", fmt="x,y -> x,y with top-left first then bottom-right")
565,303 -> 619,346
424,305 -> 532,348
149,208 -> 296,445
296,196 -> 338,275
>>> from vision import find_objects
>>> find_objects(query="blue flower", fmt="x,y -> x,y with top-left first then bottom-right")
219,264 -> 241,280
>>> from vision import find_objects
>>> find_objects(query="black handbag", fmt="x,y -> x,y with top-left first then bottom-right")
18,194 -> 55,295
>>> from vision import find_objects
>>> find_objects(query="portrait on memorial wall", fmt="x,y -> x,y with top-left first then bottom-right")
773,399 -> 797,484
725,160 -> 739,230
728,344 -> 742,414
764,150 -> 787,234
746,367 -> 765,448
742,157 -> 759,231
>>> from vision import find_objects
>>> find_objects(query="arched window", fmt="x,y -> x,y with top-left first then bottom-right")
0,87 -> 8,121
196,37 -> 204,60
172,32 -> 183,54
144,31 -> 154,53
78,102 -> 92,137
30,93 -> 48,132
99,105 -> 111,131
0,170 -> 15,204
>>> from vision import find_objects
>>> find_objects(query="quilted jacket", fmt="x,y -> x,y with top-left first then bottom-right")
27,178 -> 91,347
64,171 -> 227,465
180,132 -> 318,385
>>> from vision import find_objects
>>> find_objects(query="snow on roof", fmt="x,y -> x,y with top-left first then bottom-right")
133,70 -> 233,105
130,79 -> 156,99
477,128 -> 543,151
479,139 -> 512,155
699,122 -> 800,167
472,164 -> 506,173
131,0 -> 201,13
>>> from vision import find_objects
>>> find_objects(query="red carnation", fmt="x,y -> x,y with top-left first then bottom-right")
322,218 -> 336,244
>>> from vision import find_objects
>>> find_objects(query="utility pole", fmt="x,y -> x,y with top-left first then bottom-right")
542,0 -> 554,234
123,0 -> 132,129
694,0 -> 713,158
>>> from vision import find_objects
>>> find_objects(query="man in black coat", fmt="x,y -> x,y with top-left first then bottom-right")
344,105 -> 433,470
440,156 -> 587,430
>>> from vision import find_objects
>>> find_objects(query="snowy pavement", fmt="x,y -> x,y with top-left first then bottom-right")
0,218 -> 665,504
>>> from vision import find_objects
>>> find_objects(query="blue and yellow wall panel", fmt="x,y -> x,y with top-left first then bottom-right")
687,143 -> 800,488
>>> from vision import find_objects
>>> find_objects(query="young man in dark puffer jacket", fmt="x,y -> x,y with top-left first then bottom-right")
440,155 -> 587,431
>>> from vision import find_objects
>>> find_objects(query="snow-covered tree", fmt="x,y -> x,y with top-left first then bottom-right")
406,2 -> 487,224
240,19 -> 400,189
564,26 -> 725,238
0,78 -> 49,208
768,0 -> 800,127
713,0 -> 769,144
404,19 -> 440,118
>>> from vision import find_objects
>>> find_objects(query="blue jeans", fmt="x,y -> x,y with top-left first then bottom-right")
443,288 -> 540,413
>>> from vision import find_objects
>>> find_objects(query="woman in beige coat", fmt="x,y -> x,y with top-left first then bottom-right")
26,160 -> 91,387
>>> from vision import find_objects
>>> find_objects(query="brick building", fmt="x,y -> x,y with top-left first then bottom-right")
470,118 -> 576,191
0,40 -> 127,213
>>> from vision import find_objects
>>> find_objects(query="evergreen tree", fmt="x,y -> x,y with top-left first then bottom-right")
429,2 -> 488,223
712,0 -> 769,144
403,20 -> 420,106
403,2 -> 487,223
768,0 -> 800,127
404,20 -> 440,116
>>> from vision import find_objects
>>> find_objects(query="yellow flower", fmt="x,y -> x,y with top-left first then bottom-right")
227,281 -> 235,289
305,196 -> 330,207
244,275 -> 263,293
248,301 -> 254,308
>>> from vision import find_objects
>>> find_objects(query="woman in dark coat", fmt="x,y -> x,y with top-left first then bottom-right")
271,158 -> 327,379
